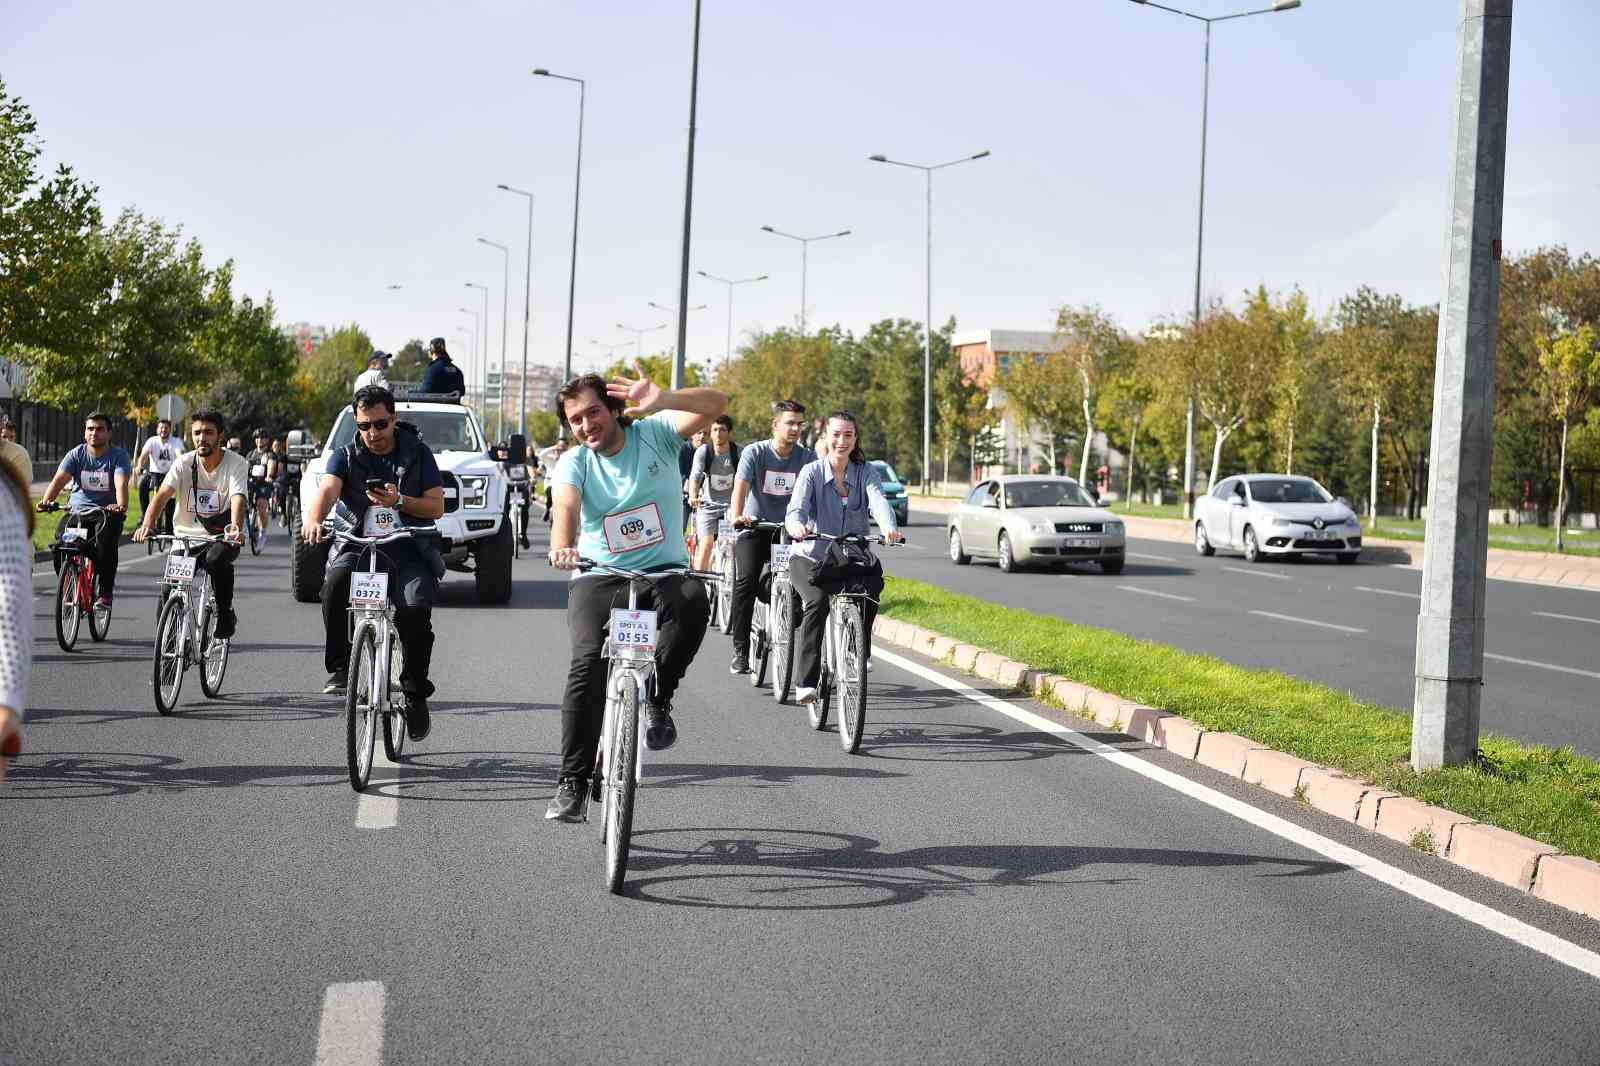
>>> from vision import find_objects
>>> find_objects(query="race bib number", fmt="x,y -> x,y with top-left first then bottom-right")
164,555 -> 196,585
709,473 -> 734,492
771,544 -> 792,570
610,608 -> 658,654
762,469 -> 796,497
80,469 -> 110,492
61,527 -> 85,543
250,464 -> 266,479
602,502 -> 665,554
363,506 -> 400,537
193,488 -> 222,515
350,571 -> 389,606
717,519 -> 733,539
287,463 -> 300,474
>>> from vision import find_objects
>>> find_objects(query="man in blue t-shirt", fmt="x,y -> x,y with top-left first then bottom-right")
544,368 -> 728,823
37,413 -> 132,607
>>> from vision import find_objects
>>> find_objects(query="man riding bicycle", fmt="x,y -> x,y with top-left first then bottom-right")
132,409 -> 247,637
37,413 -> 132,609
546,368 -> 728,822
133,418 -> 184,537
686,414 -> 739,574
303,386 -> 446,740
784,410 -> 903,706
726,399 -> 814,676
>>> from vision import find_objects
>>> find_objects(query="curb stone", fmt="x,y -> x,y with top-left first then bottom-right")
873,615 -> 1600,926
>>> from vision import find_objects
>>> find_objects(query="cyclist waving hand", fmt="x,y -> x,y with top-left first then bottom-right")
546,367 -> 728,822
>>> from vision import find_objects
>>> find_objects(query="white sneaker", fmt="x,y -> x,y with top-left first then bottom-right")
794,686 -> 818,705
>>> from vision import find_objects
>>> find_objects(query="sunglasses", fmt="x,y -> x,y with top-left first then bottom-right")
355,418 -> 392,432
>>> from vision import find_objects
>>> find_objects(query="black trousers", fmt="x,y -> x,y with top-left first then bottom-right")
57,511 -> 126,596
321,548 -> 437,698
728,528 -> 778,658
191,541 -> 241,611
560,572 -> 709,777
139,474 -> 176,535
789,554 -> 883,689
512,484 -> 531,540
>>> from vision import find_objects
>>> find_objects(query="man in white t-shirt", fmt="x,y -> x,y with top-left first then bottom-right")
134,419 -> 186,536
353,351 -> 391,394
133,409 -> 248,639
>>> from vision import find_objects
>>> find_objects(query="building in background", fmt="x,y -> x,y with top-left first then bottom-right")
495,364 -> 564,439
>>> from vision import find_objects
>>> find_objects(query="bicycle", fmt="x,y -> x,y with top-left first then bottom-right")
736,522 -> 798,701
150,532 -> 236,714
709,516 -> 735,633
245,489 -> 264,555
508,473 -> 530,559
42,503 -> 112,651
331,523 -> 437,791
800,532 -> 900,753
559,557 -> 717,894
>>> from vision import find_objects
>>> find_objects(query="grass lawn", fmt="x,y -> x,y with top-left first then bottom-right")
1111,500 -> 1186,520
31,496 -> 151,554
880,573 -> 1600,863
1369,516 -> 1600,558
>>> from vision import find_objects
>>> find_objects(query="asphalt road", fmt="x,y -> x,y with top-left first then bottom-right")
900,506 -> 1600,756
7,527 -> 1600,1064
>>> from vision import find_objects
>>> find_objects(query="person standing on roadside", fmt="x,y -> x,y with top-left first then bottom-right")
36,413 -> 131,609
0,448 -> 33,780
420,337 -> 466,397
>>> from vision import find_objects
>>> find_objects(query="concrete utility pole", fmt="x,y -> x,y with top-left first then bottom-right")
1411,0 -> 1513,771
670,0 -> 704,391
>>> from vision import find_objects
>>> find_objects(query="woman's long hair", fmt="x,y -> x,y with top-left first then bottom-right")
823,411 -> 866,466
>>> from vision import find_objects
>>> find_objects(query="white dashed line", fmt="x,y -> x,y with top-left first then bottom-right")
1115,585 -> 1195,603
1248,610 -> 1366,635
1533,611 -> 1600,626
1222,565 -> 1289,581
354,746 -> 401,829
1484,652 -> 1600,681
314,981 -> 386,1066
1126,551 -> 1178,562
874,648 -> 1600,984
1357,585 -> 1421,600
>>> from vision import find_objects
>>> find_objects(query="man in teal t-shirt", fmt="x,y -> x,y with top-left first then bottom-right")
545,368 -> 729,823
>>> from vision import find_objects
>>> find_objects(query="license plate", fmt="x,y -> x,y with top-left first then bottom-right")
61,527 -> 85,542
771,544 -> 792,569
1305,530 -> 1334,541
164,555 -> 196,584
610,608 -> 658,654
350,572 -> 389,606
1064,537 -> 1098,549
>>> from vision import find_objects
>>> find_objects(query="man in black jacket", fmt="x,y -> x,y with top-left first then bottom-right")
420,337 -> 466,397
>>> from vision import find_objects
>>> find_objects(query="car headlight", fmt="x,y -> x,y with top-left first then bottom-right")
460,475 -> 489,508
1104,519 -> 1123,534
1267,515 -> 1295,529
1030,521 -> 1053,534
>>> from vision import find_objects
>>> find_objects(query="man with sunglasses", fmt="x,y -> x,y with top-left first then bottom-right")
37,413 -> 131,609
303,386 -> 446,740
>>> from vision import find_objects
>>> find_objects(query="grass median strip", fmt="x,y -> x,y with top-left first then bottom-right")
880,574 -> 1600,863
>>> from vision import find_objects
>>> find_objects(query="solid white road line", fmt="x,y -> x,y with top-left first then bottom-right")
1116,585 -> 1195,603
1356,585 -> 1421,600
1484,652 -> 1600,681
873,648 -> 1600,984
1248,609 -> 1366,635
355,746 -> 401,830
1222,565 -> 1289,581
1533,611 -> 1600,626
1127,551 -> 1178,562
314,981 -> 385,1066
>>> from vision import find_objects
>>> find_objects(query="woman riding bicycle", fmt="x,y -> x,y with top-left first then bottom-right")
783,410 -> 903,706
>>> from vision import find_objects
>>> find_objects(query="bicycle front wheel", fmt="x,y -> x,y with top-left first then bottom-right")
835,601 -> 868,754
55,559 -> 82,652
383,638 -> 407,762
152,595 -> 186,714
198,606 -> 229,698
346,625 -> 379,791
604,670 -> 641,895
717,555 -> 734,633
771,586 -> 795,704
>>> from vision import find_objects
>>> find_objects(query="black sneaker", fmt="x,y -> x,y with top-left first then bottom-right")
406,695 -> 431,741
645,703 -> 678,751
518,535 -> 531,549
545,774 -> 589,822
729,653 -> 751,676
322,672 -> 345,695
213,609 -> 237,640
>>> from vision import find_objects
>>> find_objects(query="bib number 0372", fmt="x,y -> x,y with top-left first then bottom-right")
350,572 -> 389,607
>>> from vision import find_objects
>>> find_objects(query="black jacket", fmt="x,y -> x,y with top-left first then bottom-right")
420,355 -> 465,397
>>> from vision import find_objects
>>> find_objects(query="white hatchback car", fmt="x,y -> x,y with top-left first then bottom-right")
1193,474 -> 1361,564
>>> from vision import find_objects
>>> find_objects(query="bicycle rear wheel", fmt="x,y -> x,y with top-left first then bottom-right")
835,601 -> 868,753
717,552 -> 735,633
198,605 -> 230,698
152,595 -> 186,714
604,670 -> 640,895
87,567 -> 111,642
346,625 -> 379,791
55,559 -> 82,652
383,638 -> 407,762
771,584 -> 795,704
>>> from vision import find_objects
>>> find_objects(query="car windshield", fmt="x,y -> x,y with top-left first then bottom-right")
1249,478 -> 1331,504
1005,479 -> 1095,508
870,461 -> 900,484
328,410 -> 483,455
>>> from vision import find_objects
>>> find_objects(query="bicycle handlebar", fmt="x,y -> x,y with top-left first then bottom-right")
38,502 -> 112,517
152,532 -> 234,549
329,524 -> 439,548
553,558 -> 720,582
801,531 -> 902,547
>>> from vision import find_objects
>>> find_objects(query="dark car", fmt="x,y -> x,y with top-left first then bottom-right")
869,460 -> 911,527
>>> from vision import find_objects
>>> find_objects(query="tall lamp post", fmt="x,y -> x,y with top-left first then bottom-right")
868,149 -> 990,495
496,184 -> 535,440
531,69 -> 586,388
1127,0 -> 1303,517
759,226 -> 849,335
465,282 -> 490,429
616,321 -> 669,361
697,270 -> 768,371
667,0 -> 705,391
477,238 -> 511,441
455,316 -> 477,410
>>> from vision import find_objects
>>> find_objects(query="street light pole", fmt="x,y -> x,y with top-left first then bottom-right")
759,227 -> 850,335
496,185 -> 535,440
697,271 -> 768,371
649,301 -> 706,373
868,150 -> 990,495
465,282 -> 490,429
477,238 -> 511,441
616,321 -> 669,362
1127,0 -> 1303,517
531,69 -> 586,388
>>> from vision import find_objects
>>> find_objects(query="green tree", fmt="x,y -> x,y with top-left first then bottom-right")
391,338 -> 429,380
1536,324 -> 1600,550
932,349 -> 992,487
1054,305 -> 1125,484
1000,349 -> 1080,474
602,352 -> 706,392
297,324 -> 373,432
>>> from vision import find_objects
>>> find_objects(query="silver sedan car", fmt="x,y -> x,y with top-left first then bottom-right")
1193,474 -> 1362,564
947,476 -> 1127,574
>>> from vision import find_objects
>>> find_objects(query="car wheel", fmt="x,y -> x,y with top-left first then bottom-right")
473,521 -> 515,604
1194,521 -> 1215,557
998,532 -> 1016,573
1243,526 -> 1263,564
948,527 -> 970,565
1098,557 -> 1124,575
1336,552 -> 1359,565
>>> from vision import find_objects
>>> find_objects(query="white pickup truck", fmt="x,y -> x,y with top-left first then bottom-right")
289,395 -> 515,603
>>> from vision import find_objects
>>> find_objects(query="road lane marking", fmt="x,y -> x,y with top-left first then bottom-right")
1484,652 -> 1600,681
1223,565 -> 1288,581
874,648 -> 1600,984
1116,585 -> 1195,603
315,981 -> 385,1066
355,746 -> 401,829
1533,611 -> 1600,625
1357,585 -> 1420,600
1248,610 -> 1365,635
1127,551 -> 1177,562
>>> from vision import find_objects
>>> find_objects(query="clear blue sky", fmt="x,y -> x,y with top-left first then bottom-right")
6,0 -> 1597,383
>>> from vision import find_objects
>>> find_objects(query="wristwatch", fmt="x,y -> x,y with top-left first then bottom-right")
395,492 -> 406,512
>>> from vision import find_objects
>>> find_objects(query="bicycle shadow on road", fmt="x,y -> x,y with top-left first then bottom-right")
0,750 -> 345,799
623,827 -> 1350,910
369,749 -> 562,803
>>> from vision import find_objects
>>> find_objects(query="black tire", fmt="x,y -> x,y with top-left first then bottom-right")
292,535 -> 329,603
948,527 -> 971,565
771,585 -> 796,704
346,625 -> 379,791
717,554 -> 735,634
751,608 -> 770,688
474,521 -> 514,604
198,606 -> 230,698
88,569 -> 111,642
1243,526 -> 1263,564
55,559 -> 82,652
836,602 -> 868,753
998,532 -> 1017,573
248,512 -> 261,556
383,639 -> 407,762
604,670 -> 640,895
1194,521 -> 1215,557
1098,557 -> 1125,576
1337,552 -> 1359,565
808,658 -> 830,732
152,594 -> 186,715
